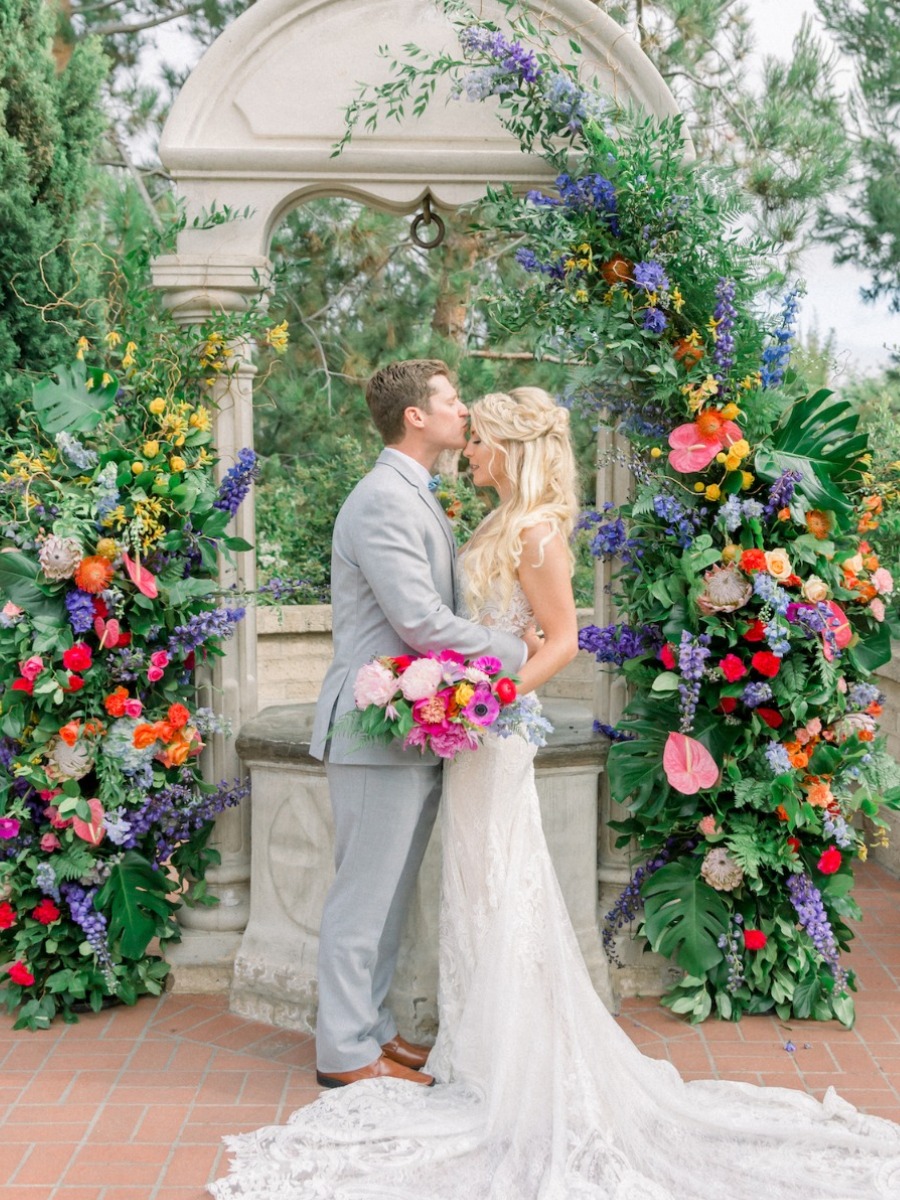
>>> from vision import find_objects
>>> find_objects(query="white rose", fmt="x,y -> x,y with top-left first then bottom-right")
398,656 -> 445,701
764,548 -> 792,581
801,575 -> 829,603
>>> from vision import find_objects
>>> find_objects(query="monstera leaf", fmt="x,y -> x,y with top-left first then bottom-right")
0,550 -> 66,622
606,713 -> 670,814
95,851 -> 177,960
754,389 -> 867,520
641,860 -> 730,977
32,360 -> 118,435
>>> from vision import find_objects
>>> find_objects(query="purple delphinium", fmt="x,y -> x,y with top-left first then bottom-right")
764,741 -> 793,776
593,720 -> 637,742
65,588 -> 96,635
602,848 -> 671,966
126,776 -> 250,864
760,288 -> 801,389
579,622 -> 663,665
741,681 -> 774,707
459,26 -> 542,83
763,469 -> 803,519
642,307 -> 667,334
168,607 -> 245,656
633,260 -> 669,292
652,493 -> 705,549
711,277 -> 737,378
213,448 -> 260,518
847,682 -> 885,711
62,881 -> 115,984
786,872 -> 848,990
677,630 -> 711,733
579,504 -> 641,565
752,570 -> 790,615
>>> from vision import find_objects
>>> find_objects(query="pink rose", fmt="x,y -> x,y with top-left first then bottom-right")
806,717 -> 822,736
794,729 -> 810,745
398,656 -> 445,702
150,650 -> 170,669
40,833 -> 61,852
19,656 -> 44,682
353,661 -> 398,709
871,567 -> 894,596
698,815 -> 720,836
870,598 -> 886,623
147,666 -> 164,683
2,601 -> 22,618
123,698 -> 143,719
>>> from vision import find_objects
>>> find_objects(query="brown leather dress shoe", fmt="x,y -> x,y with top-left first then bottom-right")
316,1054 -> 435,1089
380,1034 -> 431,1071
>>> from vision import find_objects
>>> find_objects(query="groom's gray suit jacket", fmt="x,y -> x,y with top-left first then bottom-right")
309,448 -> 526,764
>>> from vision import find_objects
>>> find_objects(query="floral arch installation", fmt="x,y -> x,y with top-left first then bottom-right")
151,0 -> 681,976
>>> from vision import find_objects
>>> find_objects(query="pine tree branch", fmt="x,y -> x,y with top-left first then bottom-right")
88,7 -> 202,37
468,350 -> 581,364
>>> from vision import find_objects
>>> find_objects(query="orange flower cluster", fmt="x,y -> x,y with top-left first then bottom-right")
857,494 -> 882,533
132,704 -> 201,769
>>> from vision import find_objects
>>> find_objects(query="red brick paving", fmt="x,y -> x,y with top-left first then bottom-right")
1,861 -> 898,1198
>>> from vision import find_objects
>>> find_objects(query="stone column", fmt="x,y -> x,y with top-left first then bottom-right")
150,253 -> 269,990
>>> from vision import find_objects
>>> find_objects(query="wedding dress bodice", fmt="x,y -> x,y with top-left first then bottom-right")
210,572 -> 900,1200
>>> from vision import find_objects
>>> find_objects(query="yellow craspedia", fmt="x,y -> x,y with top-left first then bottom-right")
722,543 -> 740,563
741,471 -> 755,489
173,434 -> 186,447
169,455 -> 187,473
131,461 -> 145,475
721,403 -> 741,420
705,484 -> 721,501
715,452 -> 728,465
650,447 -> 663,459
142,440 -> 160,458
724,452 -> 742,472
694,482 -> 705,493
95,538 -> 118,560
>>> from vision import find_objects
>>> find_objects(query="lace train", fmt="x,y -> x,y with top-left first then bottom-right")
210,731 -> 900,1199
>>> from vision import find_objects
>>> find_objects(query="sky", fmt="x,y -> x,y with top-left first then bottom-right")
147,0 -> 897,377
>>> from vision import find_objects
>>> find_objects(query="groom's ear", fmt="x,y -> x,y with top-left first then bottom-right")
404,405 -> 426,430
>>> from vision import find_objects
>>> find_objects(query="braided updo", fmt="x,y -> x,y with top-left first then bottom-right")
462,387 -> 579,618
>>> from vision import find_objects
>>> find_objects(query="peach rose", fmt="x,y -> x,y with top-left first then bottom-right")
801,575 -> 829,603
764,548 -> 792,581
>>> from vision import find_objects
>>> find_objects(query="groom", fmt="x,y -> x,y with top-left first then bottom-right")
309,359 -> 529,1088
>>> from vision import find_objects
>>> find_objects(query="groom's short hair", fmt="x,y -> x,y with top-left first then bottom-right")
366,359 -> 451,444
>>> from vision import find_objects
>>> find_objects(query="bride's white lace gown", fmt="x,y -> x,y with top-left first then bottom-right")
210,577 -> 900,1200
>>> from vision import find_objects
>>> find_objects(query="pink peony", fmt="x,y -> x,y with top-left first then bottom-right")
429,724 -> 479,759
353,661 -> 398,709
806,717 -> 822,736
19,656 -> 44,682
2,601 -> 22,618
698,815 -> 720,837
871,567 -> 894,596
412,691 -> 452,731
398,656 -> 444,701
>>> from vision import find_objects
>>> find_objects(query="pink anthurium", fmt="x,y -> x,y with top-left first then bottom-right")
821,601 -> 853,661
667,419 -> 743,475
72,798 -> 105,846
93,617 -> 121,648
663,732 -> 719,795
121,551 -> 158,599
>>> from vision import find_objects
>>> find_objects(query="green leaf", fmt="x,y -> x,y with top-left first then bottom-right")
95,851 -> 177,960
32,360 -> 118,435
0,551 -> 66,622
641,861 -> 730,977
606,717 -> 669,811
846,622 -> 893,673
163,578 -> 217,606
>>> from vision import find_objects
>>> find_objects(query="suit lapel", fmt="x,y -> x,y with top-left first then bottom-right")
376,450 -> 459,566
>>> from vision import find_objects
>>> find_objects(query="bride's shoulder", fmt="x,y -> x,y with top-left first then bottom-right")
519,519 -> 560,549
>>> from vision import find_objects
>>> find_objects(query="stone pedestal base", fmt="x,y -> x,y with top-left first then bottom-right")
230,700 -> 612,1037
168,930 -> 243,994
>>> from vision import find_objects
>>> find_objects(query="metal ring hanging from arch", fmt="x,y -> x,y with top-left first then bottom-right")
410,194 -> 446,249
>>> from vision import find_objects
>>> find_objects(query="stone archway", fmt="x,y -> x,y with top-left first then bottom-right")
151,0 -> 681,995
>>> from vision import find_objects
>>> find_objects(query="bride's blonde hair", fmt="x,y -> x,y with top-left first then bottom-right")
463,387 -> 579,616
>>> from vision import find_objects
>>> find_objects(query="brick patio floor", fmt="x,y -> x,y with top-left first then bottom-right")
2,861 -> 899,1200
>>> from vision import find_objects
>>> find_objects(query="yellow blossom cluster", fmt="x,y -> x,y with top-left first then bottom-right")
682,375 -> 719,412
265,321 -> 289,353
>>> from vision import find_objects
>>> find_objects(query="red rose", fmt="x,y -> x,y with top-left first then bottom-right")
717,696 -> 739,714
818,847 -> 842,875
62,643 -> 93,673
740,549 -> 767,573
659,643 -> 677,670
32,899 -> 60,926
743,929 -> 767,951
784,574 -> 802,588
787,836 -> 801,855
167,703 -> 191,729
751,651 -> 781,678
117,632 -> 132,647
392,655 -> 414,672
756,707 -> 784,729
11,678 -> 33,695
0,901 -> 15,930
718,654 -> 747,682
65,675 -> 85,693
92,597 -> 109,619
494,677 -> 518,705
8,961 -> 35,987
742,619 -> 766,643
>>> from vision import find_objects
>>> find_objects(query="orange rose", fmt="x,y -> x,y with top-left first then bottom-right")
858,729 -> 875,742
775,805 -> 789,822
805,782 -> 834,808
790,752 -> 809,769
104,687 -> 129,718
58,721 -> 80,747
167,703 -> 191,729
154,721 -> 176,743
132,723 -> 159,749
74,555 -> 114,594
156,731 -> 192,768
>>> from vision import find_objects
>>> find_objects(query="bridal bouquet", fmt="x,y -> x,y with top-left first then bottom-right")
349,650 -> 550,758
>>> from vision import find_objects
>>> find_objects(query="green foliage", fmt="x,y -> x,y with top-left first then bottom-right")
0,0 -> 106,425
95,852 -> 178,960
642,861 -> 731,977
31,359 -> 118,434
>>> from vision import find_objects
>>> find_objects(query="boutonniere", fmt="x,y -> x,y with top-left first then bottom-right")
428,475 -> 463,521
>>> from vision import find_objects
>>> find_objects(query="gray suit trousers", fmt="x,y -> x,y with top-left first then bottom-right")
315,759 -> 442,1072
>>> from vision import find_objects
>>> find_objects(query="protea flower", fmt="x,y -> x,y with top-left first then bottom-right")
696,562 -> 752,615
38,535 -> 83,581
700,847 -> 744,891
44,736 -> 93,782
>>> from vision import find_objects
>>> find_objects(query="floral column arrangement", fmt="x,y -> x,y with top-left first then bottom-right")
349,2 -> 900,1025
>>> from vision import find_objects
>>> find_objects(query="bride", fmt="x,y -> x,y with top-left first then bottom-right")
210,388 -> 900,1199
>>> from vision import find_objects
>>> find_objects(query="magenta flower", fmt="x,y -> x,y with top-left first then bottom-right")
430,725 -> 479,758
463,685 -> 500,727
0,818 -> 20,839
471,655 -> 502,674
